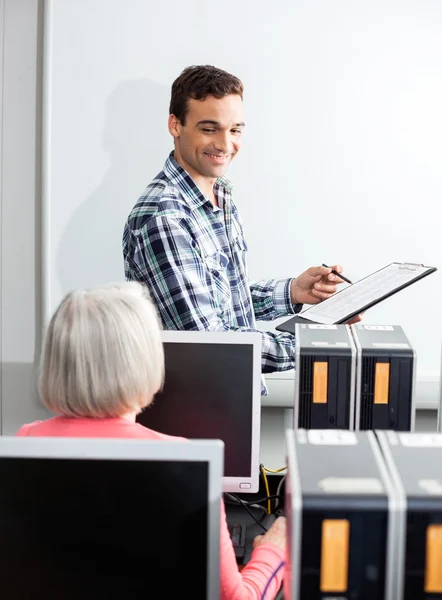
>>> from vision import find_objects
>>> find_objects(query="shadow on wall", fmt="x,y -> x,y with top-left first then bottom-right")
56,78 -> 171,296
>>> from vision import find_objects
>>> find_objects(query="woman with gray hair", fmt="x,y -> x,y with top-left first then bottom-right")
16,282 -> 286,600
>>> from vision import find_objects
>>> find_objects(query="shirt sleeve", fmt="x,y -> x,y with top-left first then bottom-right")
250,278 -> 301,320
219,501 -> 285,600
125,216 -> 296,373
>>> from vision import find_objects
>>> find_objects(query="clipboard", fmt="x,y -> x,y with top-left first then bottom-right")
275,262 -> 438,335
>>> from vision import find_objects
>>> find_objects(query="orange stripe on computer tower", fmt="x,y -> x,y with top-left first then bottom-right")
425,524 -> 442,593
313,361 -> 328,404
320,519 -> 350,592
374,362 -> 390,404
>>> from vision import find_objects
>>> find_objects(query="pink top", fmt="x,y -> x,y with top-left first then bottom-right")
17,417 -> 285,600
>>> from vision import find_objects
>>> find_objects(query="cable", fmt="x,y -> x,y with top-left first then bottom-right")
260,560 -> 285,600
241,494 -> 281,507
260,465 -> 272,514
224,493 -> 282,508
275,474 -> 286,511
262,465 -> 287,474
229,493 -> 268,533
238,502 -> 267,514
224,492 -> 267,513
261,464 -> 287,514
248,504 -> 268,513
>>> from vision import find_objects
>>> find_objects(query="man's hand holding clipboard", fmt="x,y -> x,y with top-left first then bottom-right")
277,262 -> 437,335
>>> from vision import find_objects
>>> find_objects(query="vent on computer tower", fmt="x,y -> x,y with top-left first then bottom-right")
360,356 -> 376,429
299,356 -> 314,428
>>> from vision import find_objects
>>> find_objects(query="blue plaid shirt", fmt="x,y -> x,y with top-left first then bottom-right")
123,153 -> 298,394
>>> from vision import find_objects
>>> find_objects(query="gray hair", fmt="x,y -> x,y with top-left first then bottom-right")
40,282 -> 164,418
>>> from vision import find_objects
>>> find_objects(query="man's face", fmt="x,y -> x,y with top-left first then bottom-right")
168,94 -> 244,182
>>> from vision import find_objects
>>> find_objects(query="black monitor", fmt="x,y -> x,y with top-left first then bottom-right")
0,437 -> 223,600
137,331 -> 262,493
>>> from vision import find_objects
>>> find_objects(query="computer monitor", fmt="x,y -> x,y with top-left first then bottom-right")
137,330 -> 262,493
0,437 -> 223,600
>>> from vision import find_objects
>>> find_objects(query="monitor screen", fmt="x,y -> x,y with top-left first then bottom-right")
0,438 -> 222,600
137,331 -> 262,493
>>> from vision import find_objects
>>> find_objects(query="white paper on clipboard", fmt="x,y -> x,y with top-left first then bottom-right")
298,262 -> 435,325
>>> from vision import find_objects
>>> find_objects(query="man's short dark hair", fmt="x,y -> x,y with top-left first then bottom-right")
169,65 -> 244,125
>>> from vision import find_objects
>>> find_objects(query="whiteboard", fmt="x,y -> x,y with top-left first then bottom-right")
43,0 -> 442,377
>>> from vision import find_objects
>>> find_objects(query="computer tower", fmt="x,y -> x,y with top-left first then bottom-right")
284,428 -> 404,600
293,323 -> 356,429
376,430 -> 442,600
350,325 -> 416,431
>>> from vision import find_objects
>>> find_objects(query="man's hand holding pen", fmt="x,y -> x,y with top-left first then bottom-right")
290,264 -> 363,324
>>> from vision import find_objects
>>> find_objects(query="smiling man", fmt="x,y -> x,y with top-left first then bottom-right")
122,65 -> 354,391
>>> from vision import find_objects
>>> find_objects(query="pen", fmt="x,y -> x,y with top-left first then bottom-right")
322,264 -> 353,285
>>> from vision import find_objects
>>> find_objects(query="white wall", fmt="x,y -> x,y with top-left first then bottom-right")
260,0 -> 442,409
1,0 -> 51,434
42,0 -> 442,385
0,1 -> 441,446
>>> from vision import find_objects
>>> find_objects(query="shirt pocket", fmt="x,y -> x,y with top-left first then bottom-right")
232,234 -> 248,273
200,246 -> 232,308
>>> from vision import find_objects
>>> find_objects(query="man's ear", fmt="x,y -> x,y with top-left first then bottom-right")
168,114 -> 181,138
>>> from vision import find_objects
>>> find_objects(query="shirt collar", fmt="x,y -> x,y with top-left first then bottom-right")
163,152 -> 234,210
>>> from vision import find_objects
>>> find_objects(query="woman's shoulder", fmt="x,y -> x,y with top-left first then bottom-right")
132,422 -> 188,443
15,420 -> 46,436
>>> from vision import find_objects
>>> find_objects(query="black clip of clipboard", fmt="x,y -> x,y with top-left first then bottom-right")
275,261 -> 438,335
